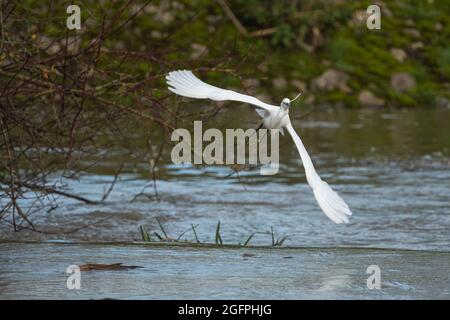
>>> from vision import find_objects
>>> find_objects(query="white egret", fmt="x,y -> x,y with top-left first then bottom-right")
166,70 -> 352,224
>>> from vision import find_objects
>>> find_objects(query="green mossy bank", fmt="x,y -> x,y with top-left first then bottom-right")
7,0 -> 450,110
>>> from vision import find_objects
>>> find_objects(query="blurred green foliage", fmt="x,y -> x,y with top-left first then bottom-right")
5,0 -> 450,107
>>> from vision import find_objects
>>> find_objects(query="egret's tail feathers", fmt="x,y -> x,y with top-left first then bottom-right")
313,180 -> 352,224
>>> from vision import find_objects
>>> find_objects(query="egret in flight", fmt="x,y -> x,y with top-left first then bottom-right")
166,70 -> 352,224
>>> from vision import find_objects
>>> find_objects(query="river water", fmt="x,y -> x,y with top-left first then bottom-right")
0,107 -> 449,299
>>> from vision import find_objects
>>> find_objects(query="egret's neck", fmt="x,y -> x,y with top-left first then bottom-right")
281,106 -> 290,113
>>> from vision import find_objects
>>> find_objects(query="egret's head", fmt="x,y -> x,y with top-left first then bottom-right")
281,98 -> 291,109
282,92 -> 302,110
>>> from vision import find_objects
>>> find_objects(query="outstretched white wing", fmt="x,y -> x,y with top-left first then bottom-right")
166,70 -> 276,113
286,121 -> 352,224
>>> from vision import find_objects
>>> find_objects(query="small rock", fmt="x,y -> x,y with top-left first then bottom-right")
352,10 -> 368,26
405,19 -> 415,27
436,97 -> 450,109
257,61 -> 269,72
403,28 -> 421,38
255,94 -> 272,104
130,4 -> 143,15
113,40 -> 125,50
390,73 -> 416,92
435,22 -> 443,31
47,44 -> 61,55
159,12 -> 174,25
0,57 -> 12,67
312,69 -> 351,92
144,4 -> 159,14
39,35 -> 60,55
375,1 -> 393,18
242,78 -> 260,88
66,36 -> 81,54
311,27 -> 324,48
358,90 -> 385,108
206,15 -> 222,24
273,77 -> 288,90
190,43 -> 208,60
150,31 -> 163,39
390,48 -> 407,63
145,4 -> 174,24
242,78 -> 260,94
290,80 -> 307,93
410,42 -> 424,50
305,95 -> 315,104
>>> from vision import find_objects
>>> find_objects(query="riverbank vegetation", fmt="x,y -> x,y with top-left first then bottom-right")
139,219 -> 289,247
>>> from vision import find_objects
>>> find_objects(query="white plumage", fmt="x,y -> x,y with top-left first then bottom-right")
166,70 -> 353,224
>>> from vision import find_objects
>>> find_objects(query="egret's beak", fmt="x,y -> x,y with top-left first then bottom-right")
291,92 -> 302,102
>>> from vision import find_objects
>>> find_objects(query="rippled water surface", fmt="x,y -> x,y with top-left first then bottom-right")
1,108 -> 450,251
1,107 -> 450,299
1,242 -> 449,299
